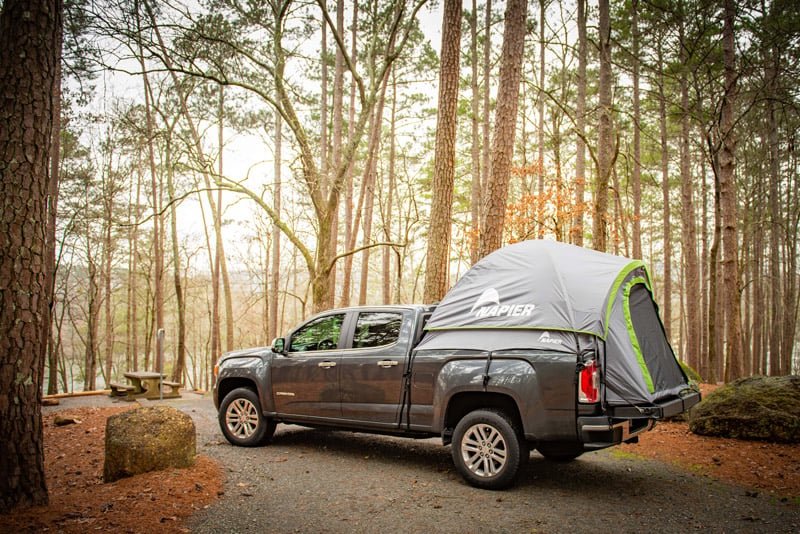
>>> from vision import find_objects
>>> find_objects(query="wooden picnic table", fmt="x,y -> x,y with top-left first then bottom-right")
108,371 -> 182,401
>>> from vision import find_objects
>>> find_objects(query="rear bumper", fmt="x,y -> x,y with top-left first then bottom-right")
605,389 -> 702,419
578,417 -> 655,449
579,389 -> 702,449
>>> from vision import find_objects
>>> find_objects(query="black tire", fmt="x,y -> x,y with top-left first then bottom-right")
218,387 -> 276,447
536,442 -> 583,462
451,409 -> 528,490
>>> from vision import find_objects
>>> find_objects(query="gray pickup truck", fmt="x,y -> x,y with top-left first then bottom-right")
213,240 -> 701,489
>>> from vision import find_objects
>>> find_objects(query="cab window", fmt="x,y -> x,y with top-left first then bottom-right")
352,312 -> 403,349
289,314 -> 345,352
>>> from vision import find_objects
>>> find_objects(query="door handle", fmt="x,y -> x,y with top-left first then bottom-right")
377,360 -> 398,368
318,361 -> 337,368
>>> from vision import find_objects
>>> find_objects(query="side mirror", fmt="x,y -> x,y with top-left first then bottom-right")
271,337 -> 286,355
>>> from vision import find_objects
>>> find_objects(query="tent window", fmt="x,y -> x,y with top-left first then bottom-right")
623,279 -> 655,393
625,280 -> 686,395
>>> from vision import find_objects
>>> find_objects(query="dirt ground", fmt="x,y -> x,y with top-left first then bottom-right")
2,385 -> 799,532
3,404 -> 223,534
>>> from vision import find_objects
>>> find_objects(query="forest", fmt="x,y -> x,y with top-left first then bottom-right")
39,0 -> 800,394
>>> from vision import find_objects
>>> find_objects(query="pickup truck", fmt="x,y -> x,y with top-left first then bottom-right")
213,241 -> 701,489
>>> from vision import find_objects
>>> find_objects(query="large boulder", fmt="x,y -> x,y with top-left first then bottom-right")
104,406 -> 196,483
689,375 -> 800,443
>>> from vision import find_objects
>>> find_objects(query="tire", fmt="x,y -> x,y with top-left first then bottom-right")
218,387 -> 276,447
536,442 -> 583,462
451,409 -> 528,490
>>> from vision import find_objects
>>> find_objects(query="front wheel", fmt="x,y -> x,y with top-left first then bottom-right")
218,387 -> 276,447
451,409 -> 527,490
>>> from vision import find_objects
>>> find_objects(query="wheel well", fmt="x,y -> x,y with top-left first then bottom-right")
443,392 -> 522,445
217,377 -> 258,405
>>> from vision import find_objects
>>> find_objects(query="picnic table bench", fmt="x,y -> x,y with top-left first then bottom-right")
108,371 -> 182,401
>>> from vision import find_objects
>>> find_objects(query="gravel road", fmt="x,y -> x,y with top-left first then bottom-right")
48,394 -> 800,533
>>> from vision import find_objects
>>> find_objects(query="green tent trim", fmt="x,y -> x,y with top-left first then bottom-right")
623,276 -> 655,393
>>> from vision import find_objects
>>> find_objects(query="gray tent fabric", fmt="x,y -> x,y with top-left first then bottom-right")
423,240 -> 642,337
417,240 -> 690,405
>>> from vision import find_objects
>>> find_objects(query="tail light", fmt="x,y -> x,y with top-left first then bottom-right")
579,359 -> 599,403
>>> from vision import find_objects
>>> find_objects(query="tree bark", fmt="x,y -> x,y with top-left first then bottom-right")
338,1 -> 358,308
136,0 -> 163,373
469,0 -> 481,264
593,0 -> 613,252
573,0 -> 587,246
479,0 -> 528,259
424,0 -> 462,303
680,10 -> 699,371
0,0 -> 62,511
46,24 -> 63,395
721,0 -> 744,381
481,0 -> 492,231
631,0 -> 642,259
657,40 -> 672,341
536,0 -> 546,240
766,45 -> 782,375
166,135 -> 186,383
269,90 -> 282,340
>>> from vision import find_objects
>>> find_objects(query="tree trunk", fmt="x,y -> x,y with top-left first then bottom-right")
479,0 -> 528,259
339,1 -> 358,308
269,90 -> 282,340
631,0 -> 642,259
424,0 -> 462,303
103,155 -> 115,385
136,1 -> 163,373
536,0 -> 546,240
331,0 -> 344,304
481,0 -> 492,224
167,136 -> 187,384
46,24 -> 63,395
470,0 -> 481,264
767,47 -> 782,375
573,0 -> 587,246
721,0 -> 744,382
593,0 -> 613,252
357,72 -> 391,305
383,76 -> 398,304
680,13 -> 700,371
0,0 -> 61,510
708,145 -> 722,384
657,40 -> 672,340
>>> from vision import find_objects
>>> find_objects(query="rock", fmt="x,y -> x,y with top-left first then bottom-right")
103,406 -> 196,483
689,375 -> 800,443
54,414 -> 80,426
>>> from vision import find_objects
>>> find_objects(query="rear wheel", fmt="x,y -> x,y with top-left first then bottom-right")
451,409 -> 527,490
218,387 -> 276,447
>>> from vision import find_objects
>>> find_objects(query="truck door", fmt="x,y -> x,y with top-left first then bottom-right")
339,310 -> 408,426
270,312 -> 345,418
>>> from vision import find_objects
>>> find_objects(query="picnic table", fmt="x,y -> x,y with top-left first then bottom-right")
108,371 -> 182,401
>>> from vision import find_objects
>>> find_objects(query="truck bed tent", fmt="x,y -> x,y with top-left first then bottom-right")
416,240 -> 690,405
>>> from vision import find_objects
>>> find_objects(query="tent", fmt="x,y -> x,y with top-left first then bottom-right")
416,239 -> 690,405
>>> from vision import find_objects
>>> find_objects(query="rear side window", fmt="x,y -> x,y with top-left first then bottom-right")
352,312 -> 403,349
290,314 -> 345,352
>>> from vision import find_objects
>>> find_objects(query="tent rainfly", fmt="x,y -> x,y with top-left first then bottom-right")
417,240 -> 690,405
